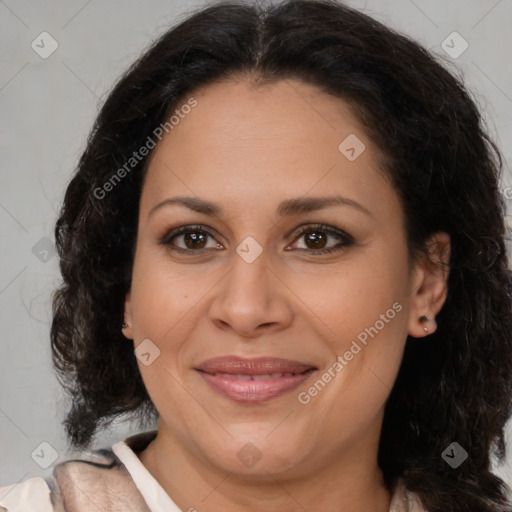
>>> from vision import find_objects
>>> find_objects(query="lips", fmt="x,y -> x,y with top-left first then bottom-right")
195,356 -> 317,402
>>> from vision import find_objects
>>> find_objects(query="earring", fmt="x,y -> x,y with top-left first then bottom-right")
419,314 -> 430,333
122,323 -> 129,329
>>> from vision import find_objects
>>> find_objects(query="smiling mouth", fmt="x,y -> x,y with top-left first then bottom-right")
195,356 -> 317,402
204,372 -> 309,380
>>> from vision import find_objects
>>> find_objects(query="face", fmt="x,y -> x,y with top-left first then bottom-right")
123,77 -> 447,478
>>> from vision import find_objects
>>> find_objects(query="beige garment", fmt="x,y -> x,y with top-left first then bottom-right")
0,430 -> 425,511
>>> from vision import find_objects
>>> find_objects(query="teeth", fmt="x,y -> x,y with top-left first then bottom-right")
213,372 -> 297,380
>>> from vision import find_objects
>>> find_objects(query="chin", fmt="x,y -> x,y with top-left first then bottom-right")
200,432 -> 312,477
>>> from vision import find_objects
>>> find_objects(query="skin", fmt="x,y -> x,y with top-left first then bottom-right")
122,76 -> 450,512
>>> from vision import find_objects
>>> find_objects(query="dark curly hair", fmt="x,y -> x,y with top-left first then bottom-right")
51,1 -> 512,510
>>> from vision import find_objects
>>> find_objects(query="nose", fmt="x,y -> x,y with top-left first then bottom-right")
208,249 -> 294,338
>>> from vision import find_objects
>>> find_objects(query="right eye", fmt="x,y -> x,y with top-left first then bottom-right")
159,225 -> 224,253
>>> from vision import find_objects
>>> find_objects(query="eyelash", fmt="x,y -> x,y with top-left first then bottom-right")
159,223 -> 354,255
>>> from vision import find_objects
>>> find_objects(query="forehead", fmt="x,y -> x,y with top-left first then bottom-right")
140,77 -> 396,221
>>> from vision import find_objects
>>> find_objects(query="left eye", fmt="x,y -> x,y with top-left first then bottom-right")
288,224 -> 354,254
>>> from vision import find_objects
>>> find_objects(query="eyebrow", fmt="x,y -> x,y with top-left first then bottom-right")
148,195 -> 372,219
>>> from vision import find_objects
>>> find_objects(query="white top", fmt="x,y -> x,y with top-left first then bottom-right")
109,439 -> 181,511
0,430 -> 423,511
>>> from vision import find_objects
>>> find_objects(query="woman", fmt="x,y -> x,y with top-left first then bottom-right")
1,0 -> 511,511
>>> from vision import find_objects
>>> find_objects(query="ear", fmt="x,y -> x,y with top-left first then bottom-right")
407,232 -> 451,338
122,290 -> 134,340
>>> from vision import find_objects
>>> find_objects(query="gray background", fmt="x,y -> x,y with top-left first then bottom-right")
1,0 -> 511,489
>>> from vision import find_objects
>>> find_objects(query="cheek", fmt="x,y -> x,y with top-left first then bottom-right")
129,247 -> 207,338
322,259 -> 408,407
292,253 -> 407,351
294,282 -> 407,446
294,247 -> 409,404
128,251 -> 200,422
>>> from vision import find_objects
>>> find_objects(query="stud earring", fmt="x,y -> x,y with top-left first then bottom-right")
419,314 -> 430,333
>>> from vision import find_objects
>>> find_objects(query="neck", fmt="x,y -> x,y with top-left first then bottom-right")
138,429 -> 391,512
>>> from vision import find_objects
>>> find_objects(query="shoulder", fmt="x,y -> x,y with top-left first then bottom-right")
0,476 -> 53,511
0,442 -> 151,512
51,450 -> 150,511
390,478 -> 428,512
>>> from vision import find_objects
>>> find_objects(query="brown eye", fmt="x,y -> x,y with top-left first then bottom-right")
181,231 -> 208,249
302,230 -> 328,249
160,225 -> 222,253
289,223 -> 354,254
160,223 -> 353,256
